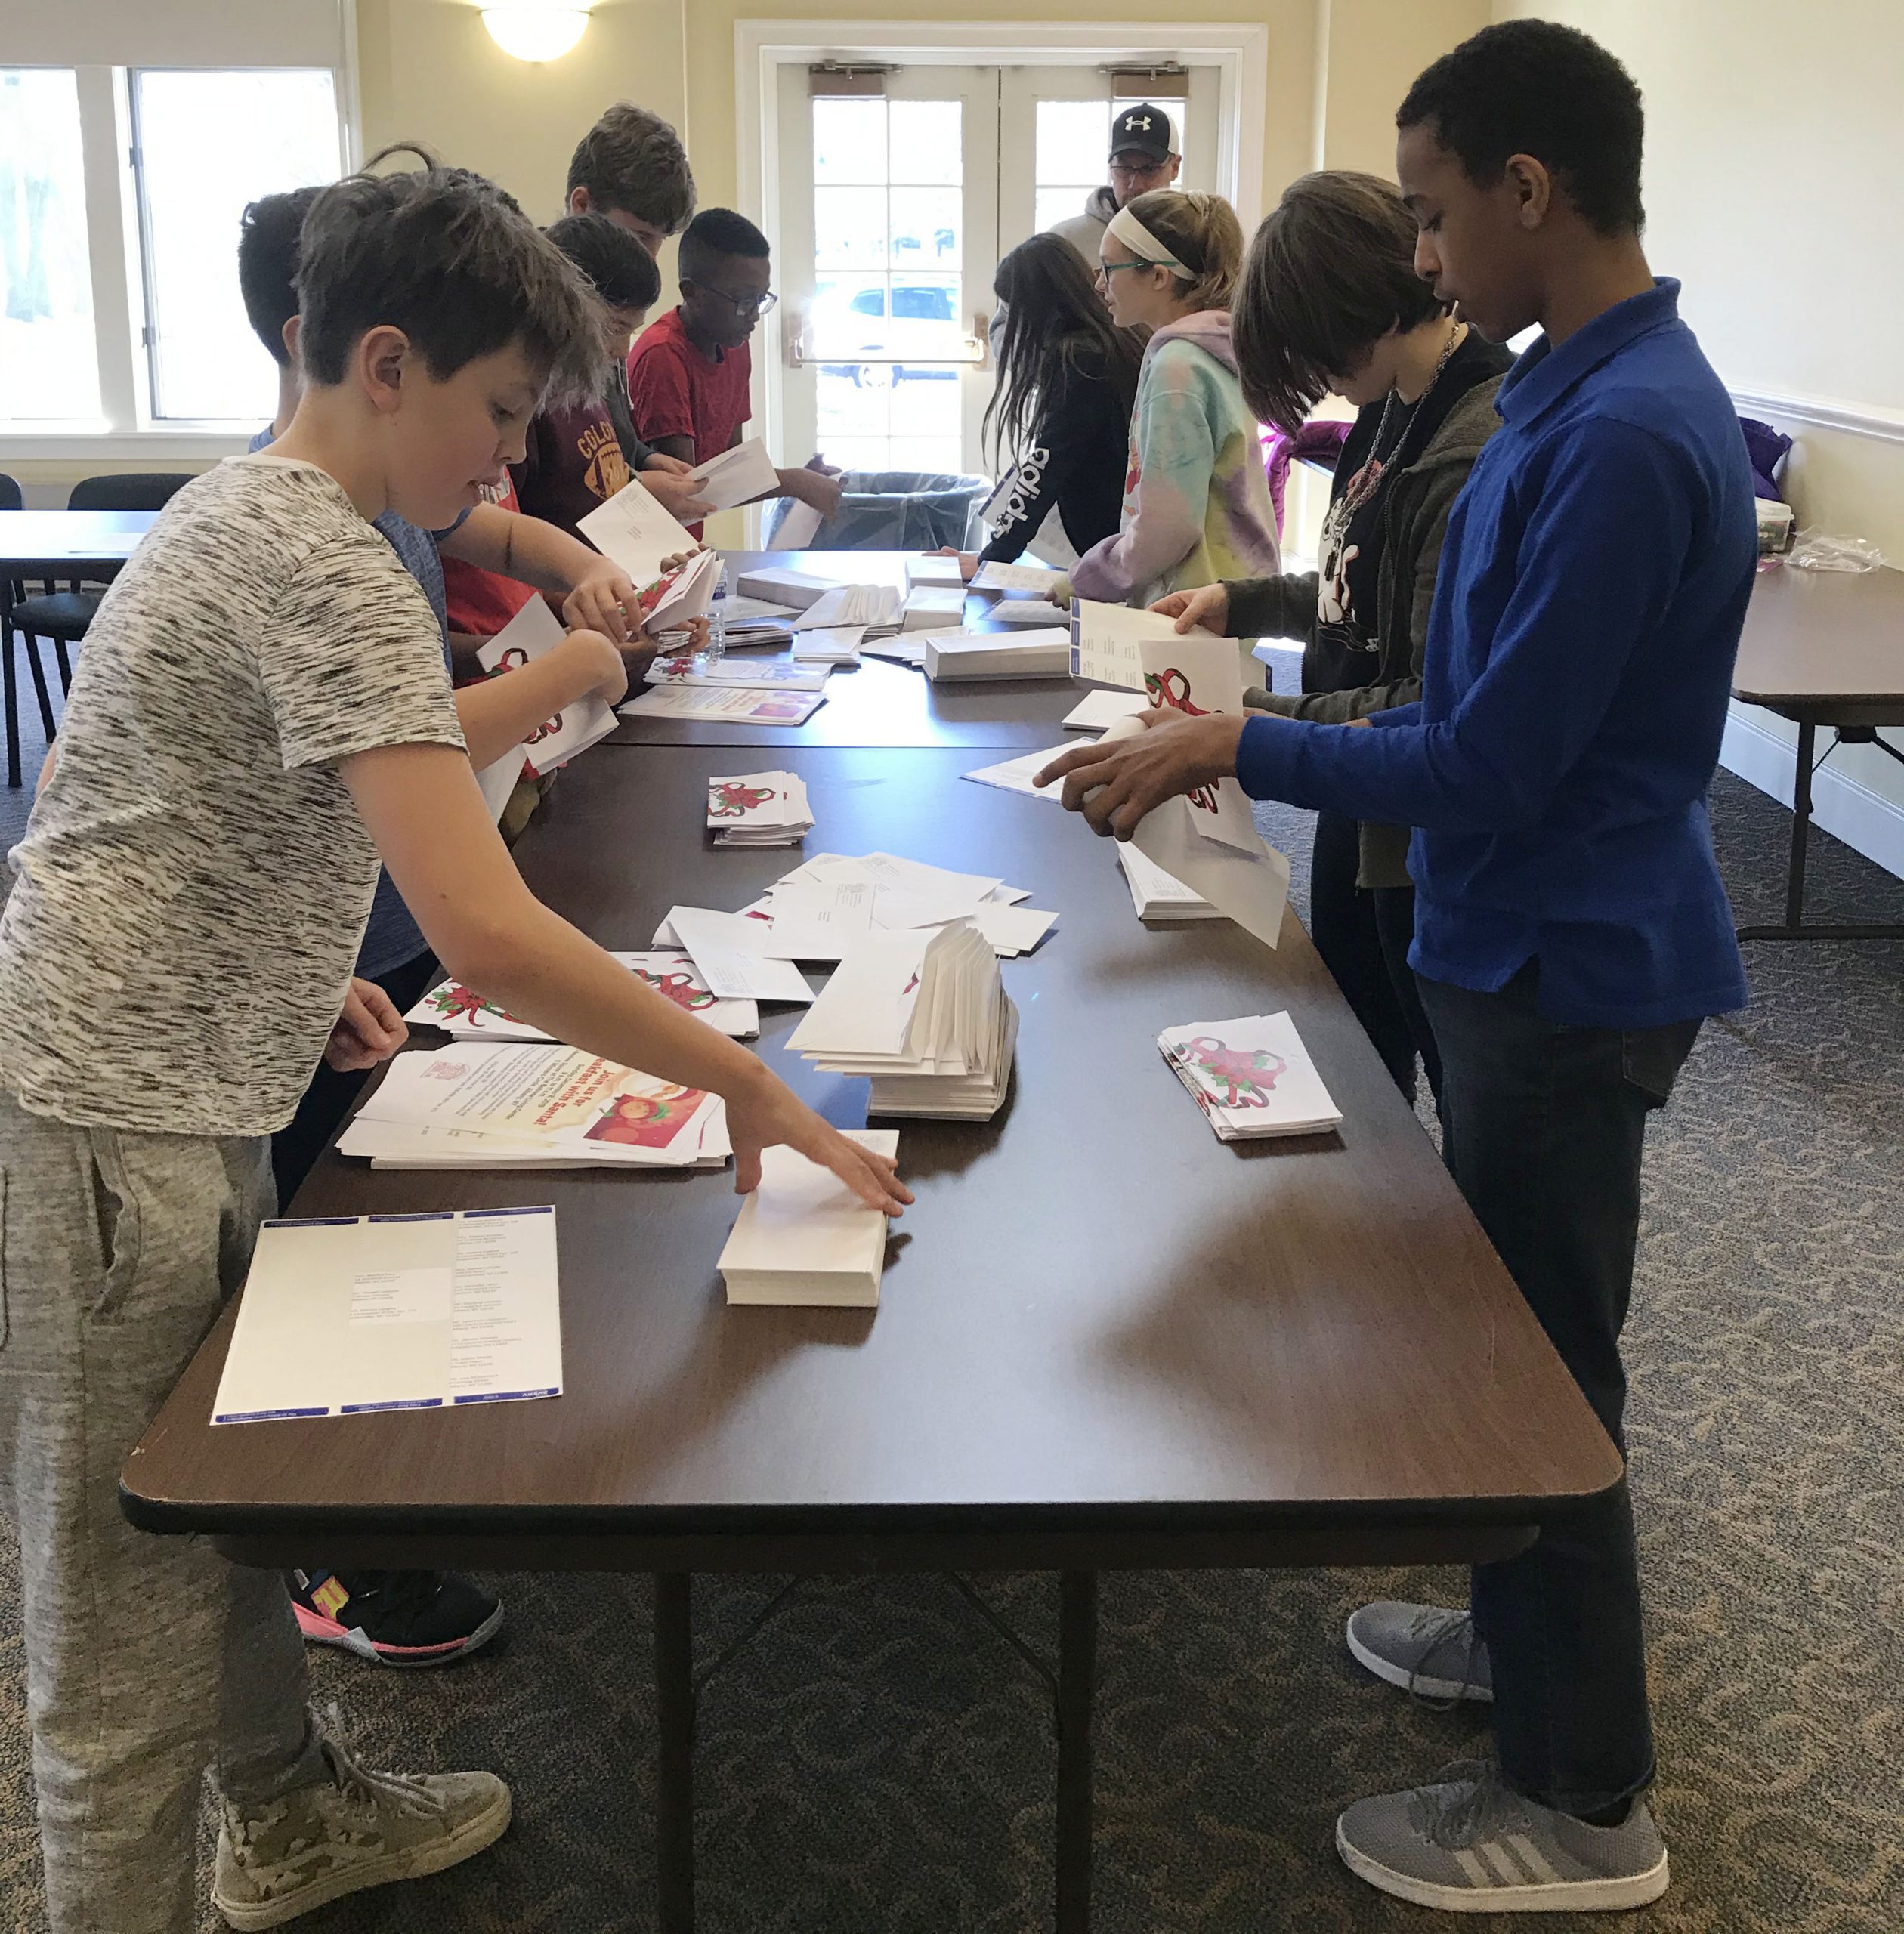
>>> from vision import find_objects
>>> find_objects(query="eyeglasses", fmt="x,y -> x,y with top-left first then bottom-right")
1108,160 -> 1170,181
1096,258 -> 1169,283
699,286 -> 778,318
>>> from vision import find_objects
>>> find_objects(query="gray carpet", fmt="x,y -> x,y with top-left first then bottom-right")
1,681 -> 1900,1932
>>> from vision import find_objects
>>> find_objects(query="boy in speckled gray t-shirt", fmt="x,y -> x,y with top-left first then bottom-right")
0,162 -> 910,1934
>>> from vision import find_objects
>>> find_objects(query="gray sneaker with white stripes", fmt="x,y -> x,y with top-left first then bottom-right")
1346,1600 -> 1493,1704
1336,1761 -> 1670,1913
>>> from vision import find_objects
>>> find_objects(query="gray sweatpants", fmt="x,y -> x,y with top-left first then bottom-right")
0,1088 -> 327,1934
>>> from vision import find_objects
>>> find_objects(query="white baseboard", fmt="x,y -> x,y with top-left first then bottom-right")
1720,705 -> 1904,881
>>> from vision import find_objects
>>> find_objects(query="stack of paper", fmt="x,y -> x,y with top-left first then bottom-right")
714,595 -> 799,649
972,559 -> 1064,597
406,952 -> 759,1040
658,906 -> 819,1003
901,585 -> 967,631
685,436 -> 779,511
619,684 -> 827,728
707,770 -> 813,847
986,598 -> 1071,627
338,1043 -> 733,1170
718,1130 -> 900,1307
961,744 -> 1072,801
924,627 -> 1070,681
907,555 -> 967,590
1117,843 -> 1225,922
787,924 -> 1018,1121
648,656 -> 828,694
474,595 -> 619,789
1158,1012 -> 1343,1141
735,564 -> 847,611
794,583 -> 902,637
790,625 -> 864,665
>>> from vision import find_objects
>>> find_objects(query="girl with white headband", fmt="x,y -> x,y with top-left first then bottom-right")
1061,190 -> 1280,606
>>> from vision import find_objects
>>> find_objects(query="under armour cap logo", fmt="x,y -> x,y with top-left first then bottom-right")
1134,116 -> 1151,130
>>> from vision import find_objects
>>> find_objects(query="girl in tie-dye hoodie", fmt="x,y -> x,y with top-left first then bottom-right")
1067,190 -> 1281,605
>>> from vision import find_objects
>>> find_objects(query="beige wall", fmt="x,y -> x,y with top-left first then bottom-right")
1495,0 -> 1904,862
1314,0 -> 1488,175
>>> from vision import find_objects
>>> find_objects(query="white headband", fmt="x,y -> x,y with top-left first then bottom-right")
1103,202 -> 1185,274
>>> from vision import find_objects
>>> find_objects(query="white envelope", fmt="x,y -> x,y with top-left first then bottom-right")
1063,689 -> 1151,732
972,559 -> 1064,596
686,436 -> 780,511
665,906 -> 818,1003
577,474 -> 699,585
718,1130 -> 900,1308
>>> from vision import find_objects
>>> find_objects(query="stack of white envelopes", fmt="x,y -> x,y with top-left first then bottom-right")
706,770 -> 814,847
922,627 -> 1070,681
787,922 -> 1018,1120
1158,1012 -> 1343,1141
339,1043 -> 732,1170
718,1130 -> 900,1307
406,953 -> 758,1040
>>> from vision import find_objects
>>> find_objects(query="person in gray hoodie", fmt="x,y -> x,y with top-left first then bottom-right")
1048,102 -> 1182,265
1154,172 -> 1512,1109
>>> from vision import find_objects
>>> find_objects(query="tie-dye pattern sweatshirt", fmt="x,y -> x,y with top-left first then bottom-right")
1068,310 -> 1280,606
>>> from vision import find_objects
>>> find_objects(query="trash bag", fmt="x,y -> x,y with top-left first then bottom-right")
764,471 -> 991,551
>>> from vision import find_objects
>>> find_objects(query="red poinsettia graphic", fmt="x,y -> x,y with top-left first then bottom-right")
1176,1037 -> 1287,1109
1143,666 -> 1220,813
423,982 -> 523,1030
632,966 -> 716,1012
708,781 -> 777,818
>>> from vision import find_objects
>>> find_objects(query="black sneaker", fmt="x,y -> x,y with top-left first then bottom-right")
288,1569 -> 503,1668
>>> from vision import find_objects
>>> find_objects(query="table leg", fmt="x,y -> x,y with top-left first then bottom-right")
1056,1570 -> 1098,1934
1785,716 -> 1816,930
655,1571 -> 695,1933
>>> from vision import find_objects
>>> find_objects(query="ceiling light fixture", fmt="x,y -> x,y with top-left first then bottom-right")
481,2 -> 591,63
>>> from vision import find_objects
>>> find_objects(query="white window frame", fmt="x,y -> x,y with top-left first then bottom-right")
734,20 -> 1269,542
0,22 -> 360,462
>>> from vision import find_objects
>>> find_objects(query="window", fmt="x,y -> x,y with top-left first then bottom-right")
131,68 -> 343,422
1034,97 -> 1188,238
809,95 -> 965,475
0,69 -> 101,422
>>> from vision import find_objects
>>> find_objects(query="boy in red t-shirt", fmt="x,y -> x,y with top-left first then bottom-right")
626,208 -> 842,535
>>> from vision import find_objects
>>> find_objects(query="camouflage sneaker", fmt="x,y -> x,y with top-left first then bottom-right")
212,1734 -> 511,1929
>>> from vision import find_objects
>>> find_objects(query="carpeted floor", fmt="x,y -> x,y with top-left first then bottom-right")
0,679 -> 1899,1932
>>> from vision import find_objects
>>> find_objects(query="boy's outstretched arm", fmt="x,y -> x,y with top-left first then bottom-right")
442,504 -> 642,643
340,740 -> 912,1214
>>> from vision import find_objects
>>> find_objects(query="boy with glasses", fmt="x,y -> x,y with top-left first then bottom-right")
626,207 -> 842,536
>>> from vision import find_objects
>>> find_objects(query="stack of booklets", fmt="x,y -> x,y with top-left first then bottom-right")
972,559 -> 1064,597
707,770 -> 813,847
406,952 -> 759,1040
901,585 -> 967,631
718,1130 -> 901,1307
647,657 -> 828,695
338,1043 -> 733,1170
923,627 -> 1070,681
734,564 -> 845,611
787,922 -> 1018,1120
714,595 -> 799,649
1117,843 -> 1225,922
1158,1011 -> 1343,1141
907,555 -> 967,591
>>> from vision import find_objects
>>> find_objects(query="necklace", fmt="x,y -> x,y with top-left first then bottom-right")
1334,317 -> 1468,521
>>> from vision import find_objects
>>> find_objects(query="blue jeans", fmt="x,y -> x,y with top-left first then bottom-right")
1415,964 -> 1699,1818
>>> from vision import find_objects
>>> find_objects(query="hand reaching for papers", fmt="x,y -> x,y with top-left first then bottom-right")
931,548 -> 981,583
727,1070 -> 915,1216
1151,582 -> 1231,635
324,978 -> 409,1073
1034,707 -> 1249,840
782,459 -> 845,521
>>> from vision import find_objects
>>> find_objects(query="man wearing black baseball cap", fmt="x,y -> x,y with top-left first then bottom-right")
1048,101 -> 1182,264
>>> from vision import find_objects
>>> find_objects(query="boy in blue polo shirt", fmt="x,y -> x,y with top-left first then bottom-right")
1040,21 -> 1754,1913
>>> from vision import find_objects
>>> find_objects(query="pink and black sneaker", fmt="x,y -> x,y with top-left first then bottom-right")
288,1569 -> 503,1668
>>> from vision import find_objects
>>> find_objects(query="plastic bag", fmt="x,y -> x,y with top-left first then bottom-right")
764,471 -> 991,552
1785,530 -> 1885,573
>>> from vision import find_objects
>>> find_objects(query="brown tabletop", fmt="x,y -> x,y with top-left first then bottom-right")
124,743 -> 1619,1575
1734,560 -> 1904,721
0,508 -> 162,576
608,550 -> 1080,750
